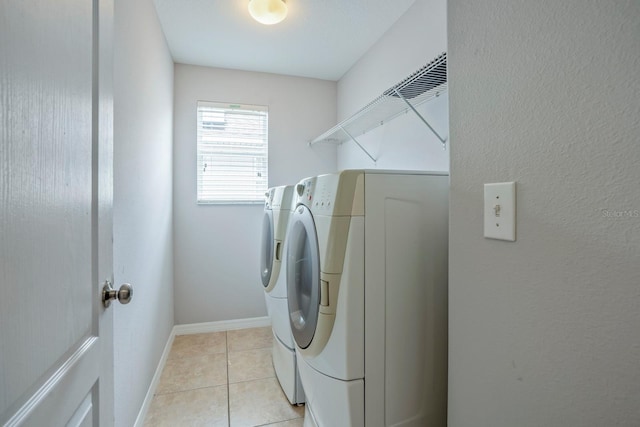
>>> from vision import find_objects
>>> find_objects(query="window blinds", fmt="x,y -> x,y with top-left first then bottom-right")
197,101 -> 268,204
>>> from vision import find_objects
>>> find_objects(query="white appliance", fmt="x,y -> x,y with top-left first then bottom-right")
286,170 -> 448,427
261,185 -> 305,404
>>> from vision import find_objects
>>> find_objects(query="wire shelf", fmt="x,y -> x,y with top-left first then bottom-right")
310,53 -> 447,147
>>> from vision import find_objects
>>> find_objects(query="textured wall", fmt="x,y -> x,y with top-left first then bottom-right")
113,0 -> 175,425
448,1 -> 640,425
173,64 -> 337,324
336,0 -> 448,171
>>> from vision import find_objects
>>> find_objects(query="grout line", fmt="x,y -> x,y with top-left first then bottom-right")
153,384 -> 228,397
145,327 -> 291,427
154,382 -> 228,396
227,374 -> 277,386
253,414 -> 305,427
139,324 -> 284,427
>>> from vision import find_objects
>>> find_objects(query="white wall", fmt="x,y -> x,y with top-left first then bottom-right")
173,64 -> 337,324
336,0 -> 448,171
113,0 -> 174,425
448,1 -> 640,426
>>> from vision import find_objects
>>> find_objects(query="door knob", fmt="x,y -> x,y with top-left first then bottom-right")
102,281 -> 133,308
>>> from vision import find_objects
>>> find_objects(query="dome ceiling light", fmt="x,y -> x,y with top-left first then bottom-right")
248,0 -> 288,25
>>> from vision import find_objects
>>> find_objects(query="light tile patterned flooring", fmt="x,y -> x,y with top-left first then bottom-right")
144,326 -> 304,427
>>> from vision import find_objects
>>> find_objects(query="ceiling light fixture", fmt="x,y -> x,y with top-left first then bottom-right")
248,0 -> 288,25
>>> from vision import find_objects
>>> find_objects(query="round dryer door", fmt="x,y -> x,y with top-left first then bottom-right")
260,209 -> 274,287
286,204 -> 321,349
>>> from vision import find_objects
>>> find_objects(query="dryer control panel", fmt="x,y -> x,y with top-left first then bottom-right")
295,171 -> 364,217
296,176 -> 335,215
295,177 -> 316,205
264,187 -> 275,209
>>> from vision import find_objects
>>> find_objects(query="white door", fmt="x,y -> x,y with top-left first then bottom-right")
1,0 -> 116,425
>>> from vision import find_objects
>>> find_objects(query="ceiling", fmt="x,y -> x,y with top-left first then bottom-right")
153,0 -> 416,81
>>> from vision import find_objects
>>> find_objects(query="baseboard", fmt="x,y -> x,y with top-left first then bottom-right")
133,330 -> 175,427
173,316 -> 271,335
133,316 -> 271,426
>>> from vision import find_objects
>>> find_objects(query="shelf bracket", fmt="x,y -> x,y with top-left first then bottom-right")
340,126 -> 377,163
392,88 -> 447,149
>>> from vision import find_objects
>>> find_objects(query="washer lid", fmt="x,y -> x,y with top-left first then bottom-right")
286,204 -> 321,349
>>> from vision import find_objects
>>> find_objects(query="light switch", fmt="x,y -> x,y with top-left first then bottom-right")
484,182 -> 516,241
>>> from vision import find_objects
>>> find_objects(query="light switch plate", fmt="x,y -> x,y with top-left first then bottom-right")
484,182 -> 516,241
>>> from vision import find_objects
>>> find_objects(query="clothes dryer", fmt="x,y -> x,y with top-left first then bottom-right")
286,170 -> 449,427
261,185 -> 305,404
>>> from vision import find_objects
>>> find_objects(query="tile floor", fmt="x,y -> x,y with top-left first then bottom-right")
144,326 -> 304,427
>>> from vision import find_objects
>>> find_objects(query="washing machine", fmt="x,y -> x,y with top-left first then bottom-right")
260,185 -> 305,404
286,170 -> 449,427
261,186 -> 293,294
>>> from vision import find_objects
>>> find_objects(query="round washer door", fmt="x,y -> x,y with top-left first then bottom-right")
286,204 -> 321,349
260,209 -> 274,287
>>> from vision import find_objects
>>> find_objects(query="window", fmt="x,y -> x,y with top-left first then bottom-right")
197,101 -> 268,204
